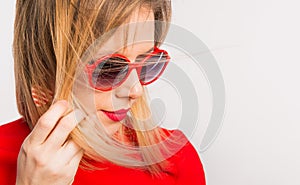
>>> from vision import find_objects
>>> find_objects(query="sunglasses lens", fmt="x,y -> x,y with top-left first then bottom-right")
88,50 -> 169,90
140,52 -> 168,84
92,57 -> 128,90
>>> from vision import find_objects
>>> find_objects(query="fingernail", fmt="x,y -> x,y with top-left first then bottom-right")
74,109 -> 86,123
59,100 -> 69,106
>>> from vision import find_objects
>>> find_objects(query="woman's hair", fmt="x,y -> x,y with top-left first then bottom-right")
13,0 -> 185,177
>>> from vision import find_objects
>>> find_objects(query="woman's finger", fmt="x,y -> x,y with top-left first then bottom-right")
28,100 -> 69,145
65,148 -> 84,184
60,139 -> 84,166
46,109 -> 85,148
68,149 -> 84,169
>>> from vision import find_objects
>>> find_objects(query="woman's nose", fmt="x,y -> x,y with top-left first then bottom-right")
115,69 -> 143,100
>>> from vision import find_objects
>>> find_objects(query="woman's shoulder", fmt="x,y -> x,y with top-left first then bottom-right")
0,118 -> 30,185
160,128 -> 206,184
0,118 -> 31,156
160,128 -> 198,156
0,117 -> 31,137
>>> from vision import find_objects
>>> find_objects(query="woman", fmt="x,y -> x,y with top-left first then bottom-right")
0,0 -> 206,184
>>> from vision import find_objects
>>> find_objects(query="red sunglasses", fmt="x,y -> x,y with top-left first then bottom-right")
85,46 -> 170,91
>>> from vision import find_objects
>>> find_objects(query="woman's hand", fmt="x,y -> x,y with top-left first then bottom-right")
16,100 -> 85,185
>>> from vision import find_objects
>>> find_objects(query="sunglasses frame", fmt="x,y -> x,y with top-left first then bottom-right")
85,46 -> 170,91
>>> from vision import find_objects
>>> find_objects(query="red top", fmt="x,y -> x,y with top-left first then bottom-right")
0,118 -> 206,185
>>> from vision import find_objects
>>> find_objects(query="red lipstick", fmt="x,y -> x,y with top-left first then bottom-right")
101,109 -> 130,122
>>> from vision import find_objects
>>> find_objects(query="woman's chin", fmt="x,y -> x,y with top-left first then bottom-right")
96,111 -> 123,135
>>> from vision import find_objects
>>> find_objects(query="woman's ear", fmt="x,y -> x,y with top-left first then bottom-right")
31,86 -> 53,107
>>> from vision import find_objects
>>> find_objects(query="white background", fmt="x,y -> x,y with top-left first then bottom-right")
1,0 -> 300,185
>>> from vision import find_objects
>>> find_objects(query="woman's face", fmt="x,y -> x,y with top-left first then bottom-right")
75,7 -> 155,135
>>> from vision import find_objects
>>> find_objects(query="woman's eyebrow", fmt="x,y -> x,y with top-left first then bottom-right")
92,47 -> 154,60
145,47 -> 154,54
138,47 -> 154,56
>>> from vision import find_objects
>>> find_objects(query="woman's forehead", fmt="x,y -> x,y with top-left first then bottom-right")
102,8 -> 155,52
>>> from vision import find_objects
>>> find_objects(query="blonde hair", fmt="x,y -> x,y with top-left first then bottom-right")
14,0 -> 186,177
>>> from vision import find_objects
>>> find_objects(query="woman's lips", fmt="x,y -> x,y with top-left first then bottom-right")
101,109 -> 130,122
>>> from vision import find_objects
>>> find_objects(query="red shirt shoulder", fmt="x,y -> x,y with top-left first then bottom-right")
0,118 -> 31,185
163,129 -> 206,185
